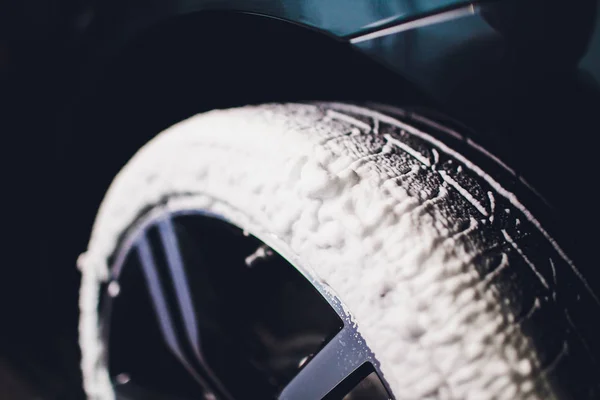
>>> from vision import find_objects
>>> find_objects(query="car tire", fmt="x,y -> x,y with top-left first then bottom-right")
79,103 -> 600,399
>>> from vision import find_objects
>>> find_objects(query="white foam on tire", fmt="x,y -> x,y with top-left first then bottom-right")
79,104 -> 553,400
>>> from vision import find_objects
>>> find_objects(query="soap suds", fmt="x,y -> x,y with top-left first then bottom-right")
79,104 -> 565,399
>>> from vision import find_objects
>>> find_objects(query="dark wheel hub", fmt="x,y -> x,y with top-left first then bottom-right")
101,209 -> 393,400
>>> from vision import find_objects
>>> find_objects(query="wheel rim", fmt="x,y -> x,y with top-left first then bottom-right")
101,207 -> 394,400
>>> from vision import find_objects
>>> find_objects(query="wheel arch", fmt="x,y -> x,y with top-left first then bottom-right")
65,10 -> 430,248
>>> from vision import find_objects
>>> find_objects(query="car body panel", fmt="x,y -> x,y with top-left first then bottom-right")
98,0 -> 470,38
88,0 -> 598,119
88,0 -> 473,80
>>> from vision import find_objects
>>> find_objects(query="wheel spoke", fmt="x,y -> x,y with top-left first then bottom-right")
157,218 -> 202,357
278,326 -> 372,400
138,218 -> 235,400
135,234 -> 210,388
108,212 -> 391,400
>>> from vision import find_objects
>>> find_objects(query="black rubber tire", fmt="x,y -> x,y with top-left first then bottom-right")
79,103 -> 600,400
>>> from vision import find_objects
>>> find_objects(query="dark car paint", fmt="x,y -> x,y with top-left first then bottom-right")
93,0 -> 466,38
83,0 -> 598,105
